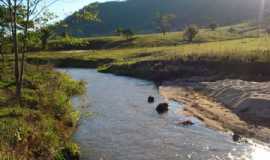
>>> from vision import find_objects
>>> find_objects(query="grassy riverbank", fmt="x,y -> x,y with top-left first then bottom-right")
0,61 -> 85,159
29,36 -> 270,81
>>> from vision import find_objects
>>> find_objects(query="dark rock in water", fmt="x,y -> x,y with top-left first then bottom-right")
148,96 -> 155,103
177,120 -> 194,126
232,133 -> 241,142
156,103 -> 169,114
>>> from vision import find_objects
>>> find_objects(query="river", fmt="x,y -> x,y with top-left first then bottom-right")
60,68 -> 270,160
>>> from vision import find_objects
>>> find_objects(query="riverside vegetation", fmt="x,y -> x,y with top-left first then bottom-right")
0,60 -> 85,159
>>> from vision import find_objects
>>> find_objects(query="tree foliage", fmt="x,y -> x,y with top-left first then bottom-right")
155,12 -> 176,35
115,27 -> 123,36
183,25 -> 199,42
0,0 -> 97,102
0,0 -> 58,102
209,23 -> 218,31
121,29 -> 134,40
40,27 -> 52,49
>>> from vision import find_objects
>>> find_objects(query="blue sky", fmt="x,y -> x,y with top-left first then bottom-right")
50,0 -> 121,21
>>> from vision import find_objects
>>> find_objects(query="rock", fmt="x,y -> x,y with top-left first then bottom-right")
156,103 -> 169,114
232,133 -> 241,142
148,96 -> 155,103
177,120 -> 194,126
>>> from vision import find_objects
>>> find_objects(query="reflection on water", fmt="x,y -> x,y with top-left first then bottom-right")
248,142 -> 270,160
59,68 -> 270,160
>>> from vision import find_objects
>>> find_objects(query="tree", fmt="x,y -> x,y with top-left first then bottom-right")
121,29 -> 134,40
61,23 -> 69,38
183,25 -> 199,42
0,0 -> 61,103
209,23 -> 218,31
155,12 -> 176,35
0,27 -> 6,64
40,27 -> 52,50
0,0 -> 98,103
36,12 -> 56,50
0,6 -> 8,63
115,27 -> 123,36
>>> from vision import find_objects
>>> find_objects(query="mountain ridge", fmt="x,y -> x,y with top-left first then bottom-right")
58,0 -> 269,37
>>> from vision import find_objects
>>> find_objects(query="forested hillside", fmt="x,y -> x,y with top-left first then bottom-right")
58,0 -> 269,37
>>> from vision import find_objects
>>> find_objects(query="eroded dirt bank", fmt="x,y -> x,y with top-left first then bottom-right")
160,78 -> 270,143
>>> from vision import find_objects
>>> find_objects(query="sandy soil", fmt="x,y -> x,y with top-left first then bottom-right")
159,78 -> 270,143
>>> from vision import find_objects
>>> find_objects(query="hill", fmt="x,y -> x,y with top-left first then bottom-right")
58,0 -> 269,37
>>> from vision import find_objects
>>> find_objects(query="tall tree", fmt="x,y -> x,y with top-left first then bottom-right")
0,0 -> 98,103
0,0 -> 59,103
183,25 -> 199,42
0,6 -> 8,63
155,12 -> 176,35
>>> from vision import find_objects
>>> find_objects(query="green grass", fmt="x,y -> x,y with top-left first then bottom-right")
38,22 -> 263,51
29,34 -> 270,81
32,37 -> 270,63
0,62 -> 85,159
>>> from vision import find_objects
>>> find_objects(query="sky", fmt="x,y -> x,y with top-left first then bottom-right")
49,0 -> 122,21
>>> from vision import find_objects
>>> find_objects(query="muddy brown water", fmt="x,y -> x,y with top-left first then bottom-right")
59,68 -> 270,160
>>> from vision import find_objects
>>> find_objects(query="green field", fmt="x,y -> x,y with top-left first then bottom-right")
33,22 -> 262,51
33,37 -> 270,63
27,22 -> 270,81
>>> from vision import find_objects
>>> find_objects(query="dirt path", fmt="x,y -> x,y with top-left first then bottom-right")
160,78 -> 270,143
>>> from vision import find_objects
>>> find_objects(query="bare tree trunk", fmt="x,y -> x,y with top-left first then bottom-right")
0,45 -> 4,79
9,0 -> 21,101
14,18 -> 20,101
19,0 -> 30,100
0,45 -> 4,64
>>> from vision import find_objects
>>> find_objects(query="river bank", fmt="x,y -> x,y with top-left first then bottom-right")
160,78 -> 270,143
63,68 -> 270,160
0,62 -> 85,159
28,58 -> 270,143
27,40 -> 270,143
